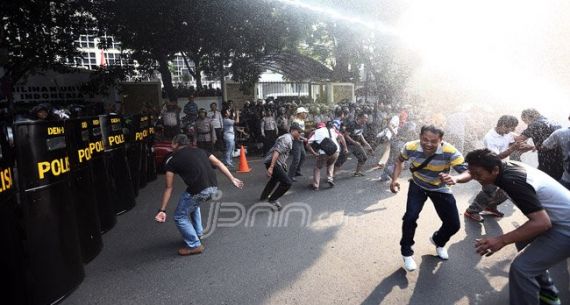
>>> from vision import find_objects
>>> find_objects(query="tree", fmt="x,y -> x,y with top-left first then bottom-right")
94,0 -> 188,101
178,0 -> 304,92
0,0 -> 94,109
294,0 -> 418,103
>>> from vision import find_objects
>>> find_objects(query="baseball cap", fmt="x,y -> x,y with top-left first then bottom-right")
296,107 -> 308,114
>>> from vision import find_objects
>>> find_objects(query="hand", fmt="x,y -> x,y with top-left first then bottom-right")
232,178 -> 244,189
267,166 -> 274,177
366,145 -> 373,153
155,211 -> 166,223
510,141 -> 522,150
377,162 -> 385,170
390,180 -> 400,193
517,142 -> 534,152
343,148 -> 348,154
475,237 -> 506,256
439,173 -> 457,185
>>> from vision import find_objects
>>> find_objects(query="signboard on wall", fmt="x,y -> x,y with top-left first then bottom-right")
11,70 -> 116,104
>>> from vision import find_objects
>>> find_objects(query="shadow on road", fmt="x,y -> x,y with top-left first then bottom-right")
360,269 -> 408,305
407,221 -> 504,305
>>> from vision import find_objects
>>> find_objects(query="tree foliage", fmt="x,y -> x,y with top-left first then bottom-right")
0,0 -> 94,93
93,0 -> 189,100
94,0 -> 303,99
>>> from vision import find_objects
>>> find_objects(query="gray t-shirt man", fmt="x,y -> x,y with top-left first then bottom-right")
264,133 -> 293,169
542,127 -> 570,184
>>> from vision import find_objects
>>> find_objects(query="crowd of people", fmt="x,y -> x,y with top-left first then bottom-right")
157,95 -> 570,305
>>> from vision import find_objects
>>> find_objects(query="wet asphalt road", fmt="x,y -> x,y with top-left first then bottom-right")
61,154 -> 569,305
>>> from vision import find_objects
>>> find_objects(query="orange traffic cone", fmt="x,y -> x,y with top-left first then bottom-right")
237,145 -> 252,173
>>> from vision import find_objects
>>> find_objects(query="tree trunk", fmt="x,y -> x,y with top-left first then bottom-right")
180,52 -> 202,89
156,55 -> 176,101
219,57 -> 225,102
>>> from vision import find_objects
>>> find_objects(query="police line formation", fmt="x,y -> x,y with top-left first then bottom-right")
1,114 -> 157,305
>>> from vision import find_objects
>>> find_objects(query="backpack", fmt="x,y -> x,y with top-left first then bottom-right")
311,128 -> 338,156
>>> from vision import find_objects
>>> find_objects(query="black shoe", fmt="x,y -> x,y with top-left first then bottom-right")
327,179 -> 335,188
309,184 -> 319,191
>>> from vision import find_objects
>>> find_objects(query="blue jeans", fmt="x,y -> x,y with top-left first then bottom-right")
174,187 -> 217,248
223,134 -> 235,167
400,181 -> 460,256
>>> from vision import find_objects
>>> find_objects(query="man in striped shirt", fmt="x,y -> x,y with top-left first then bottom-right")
390,125 -> 470,271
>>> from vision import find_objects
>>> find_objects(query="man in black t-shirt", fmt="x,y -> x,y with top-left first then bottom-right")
451,149 -> 570,305
155,134 -> 244,256
336,113 -> 373,176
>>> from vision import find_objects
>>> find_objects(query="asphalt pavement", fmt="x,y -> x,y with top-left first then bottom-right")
61,153 -> 569,305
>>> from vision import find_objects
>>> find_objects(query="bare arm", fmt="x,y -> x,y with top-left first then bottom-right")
497,142 -> 521,159
306,141 -> 318,156
155,171 -> 175,222
337,134 -> 348,152
267,150 -> 280,177
475,210 -> 551,255
359,135 -> 372,149
514,134 -> 529,142
389,157 -> 404,193
439,170 -> 473,185
344,133 -> 359,145
209,155 -> 244,189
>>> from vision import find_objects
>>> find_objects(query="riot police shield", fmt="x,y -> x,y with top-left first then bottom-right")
138,115 -> 150,188
125,114 -> 142,196
100,115 -> 136,214
14,120 -> 84,305
88,117 -> 117,233
0,123 -> 27,305
146,116 -> 158,182
65,118 -> 103,263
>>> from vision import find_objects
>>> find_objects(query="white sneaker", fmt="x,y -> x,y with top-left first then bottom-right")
403,256 -> 417,272
430,236 -> 449,260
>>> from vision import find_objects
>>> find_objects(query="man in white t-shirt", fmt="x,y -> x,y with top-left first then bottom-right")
377,113 -> 400,168
465,115 -> 533,222
307,121 -> 347,190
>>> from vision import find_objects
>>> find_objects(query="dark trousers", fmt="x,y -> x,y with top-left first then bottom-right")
214,128 -> 223,151
288,139 -> 306,178
263,130 -> 277,155
260,163 -> 293,202
400,181 -> 460,256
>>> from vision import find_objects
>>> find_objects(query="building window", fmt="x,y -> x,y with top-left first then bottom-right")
75,35 -> 96,49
